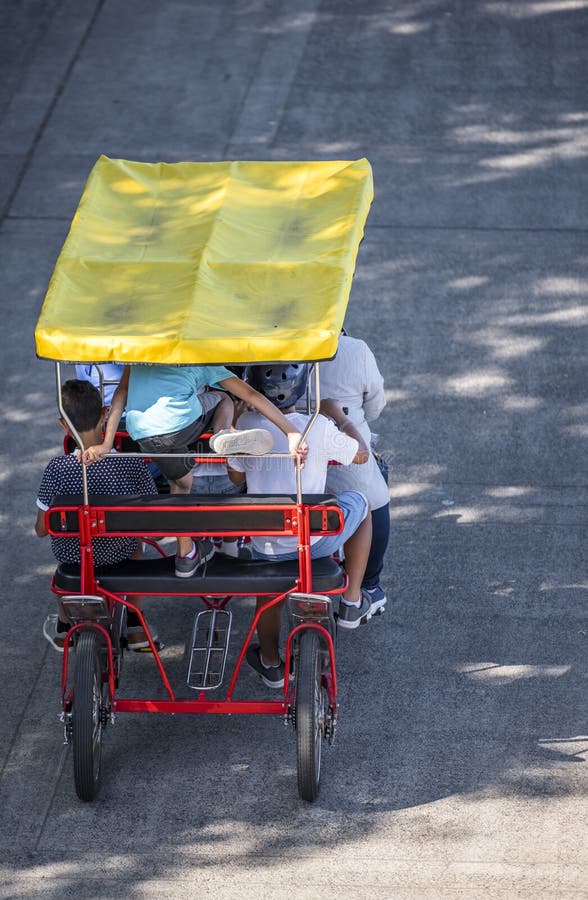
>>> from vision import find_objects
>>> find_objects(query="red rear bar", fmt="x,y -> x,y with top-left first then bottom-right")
114,699 -> 287,714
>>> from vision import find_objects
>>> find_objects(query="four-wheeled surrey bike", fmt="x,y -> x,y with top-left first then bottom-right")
34,155 -> 375,802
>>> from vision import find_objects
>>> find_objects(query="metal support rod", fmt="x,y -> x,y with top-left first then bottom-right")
295,362 -> 321,504
56,361 -> 89,504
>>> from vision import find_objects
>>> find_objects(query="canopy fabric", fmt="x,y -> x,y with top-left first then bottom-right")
35,156 -> 373,365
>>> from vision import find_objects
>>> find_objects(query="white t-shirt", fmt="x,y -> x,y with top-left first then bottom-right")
318,335 -> 385,427
318,335 -> 389,510
229,410 -> 357,555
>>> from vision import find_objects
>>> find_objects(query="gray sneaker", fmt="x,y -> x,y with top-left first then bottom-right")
246,644 -> 285,688
364,585 -> 387,616
209,428 -> 273,456
337,591 -> 372,630
175,539 -> 215,578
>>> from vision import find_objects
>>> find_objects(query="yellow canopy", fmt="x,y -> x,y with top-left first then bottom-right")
35,156 -> 373,365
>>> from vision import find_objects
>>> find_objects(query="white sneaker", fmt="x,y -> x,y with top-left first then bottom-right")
217,539 -> 253,560
43,614 -> 67,652
209,428 -> 273,456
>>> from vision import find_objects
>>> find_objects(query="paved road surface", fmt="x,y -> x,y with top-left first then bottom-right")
0,1 -> 586,897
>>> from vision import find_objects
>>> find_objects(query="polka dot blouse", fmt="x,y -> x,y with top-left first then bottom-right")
37,452 -> 157,566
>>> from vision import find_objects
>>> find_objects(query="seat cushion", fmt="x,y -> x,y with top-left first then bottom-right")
54,554 -> 345,595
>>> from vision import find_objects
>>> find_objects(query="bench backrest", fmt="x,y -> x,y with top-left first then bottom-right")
46,493 -> 343,538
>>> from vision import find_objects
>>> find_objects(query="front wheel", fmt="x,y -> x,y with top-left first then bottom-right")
295,630 -> 326,802
72,630 -> 107,801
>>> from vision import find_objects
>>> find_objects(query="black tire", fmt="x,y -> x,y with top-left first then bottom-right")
295,630 -> 326,802
72,630 -> 106,801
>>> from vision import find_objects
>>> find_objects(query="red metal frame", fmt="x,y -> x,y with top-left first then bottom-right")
49,494 -> 346,718
284,622 -> 338,709
47,499 -> 343,540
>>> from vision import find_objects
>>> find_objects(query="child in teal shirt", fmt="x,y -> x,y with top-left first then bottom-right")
84,363 -> 307,576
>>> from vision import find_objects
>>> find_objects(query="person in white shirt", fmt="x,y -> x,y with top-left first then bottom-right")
228,363 -> 375,689
319,331 -> 390,613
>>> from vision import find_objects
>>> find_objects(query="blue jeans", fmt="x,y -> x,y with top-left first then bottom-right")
249,490 -> 368,561
362,502 -> 390,590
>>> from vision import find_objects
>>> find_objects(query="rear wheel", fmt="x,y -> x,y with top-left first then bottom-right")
295,630 -> 326,802
72,630 -> 107,801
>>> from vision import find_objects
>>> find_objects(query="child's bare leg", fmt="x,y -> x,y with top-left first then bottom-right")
211,394 -> 242,548
255,596 -> 282,666
341,514 -> 372,603
169,471 -> 195,557
210,391 -> 234,432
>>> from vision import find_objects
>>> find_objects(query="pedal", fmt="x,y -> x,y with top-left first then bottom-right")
187,608 -> 232,690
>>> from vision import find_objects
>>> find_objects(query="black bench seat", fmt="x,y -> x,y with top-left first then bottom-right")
54,554 -> 345,595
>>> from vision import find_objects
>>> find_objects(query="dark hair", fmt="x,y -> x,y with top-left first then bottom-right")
61,379 -> 103,432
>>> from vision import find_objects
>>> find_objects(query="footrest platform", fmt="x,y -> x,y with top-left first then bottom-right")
187,608 -> 232,690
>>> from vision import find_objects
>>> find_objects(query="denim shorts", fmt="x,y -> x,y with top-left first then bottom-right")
191,473 -> 245,496
250,490 -> 368,561
138,395 -> 220,481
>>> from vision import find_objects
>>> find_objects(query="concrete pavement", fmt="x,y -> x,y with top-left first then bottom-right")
0,1 -> 586,897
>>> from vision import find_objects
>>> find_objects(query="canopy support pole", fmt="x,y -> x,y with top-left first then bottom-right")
55,362 -> 89,504
295,362 -> 321,504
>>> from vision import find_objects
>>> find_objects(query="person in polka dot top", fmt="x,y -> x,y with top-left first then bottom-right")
35,379 -> 159,652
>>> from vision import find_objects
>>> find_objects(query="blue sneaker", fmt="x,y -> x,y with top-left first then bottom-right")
364,585 -> 387,616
